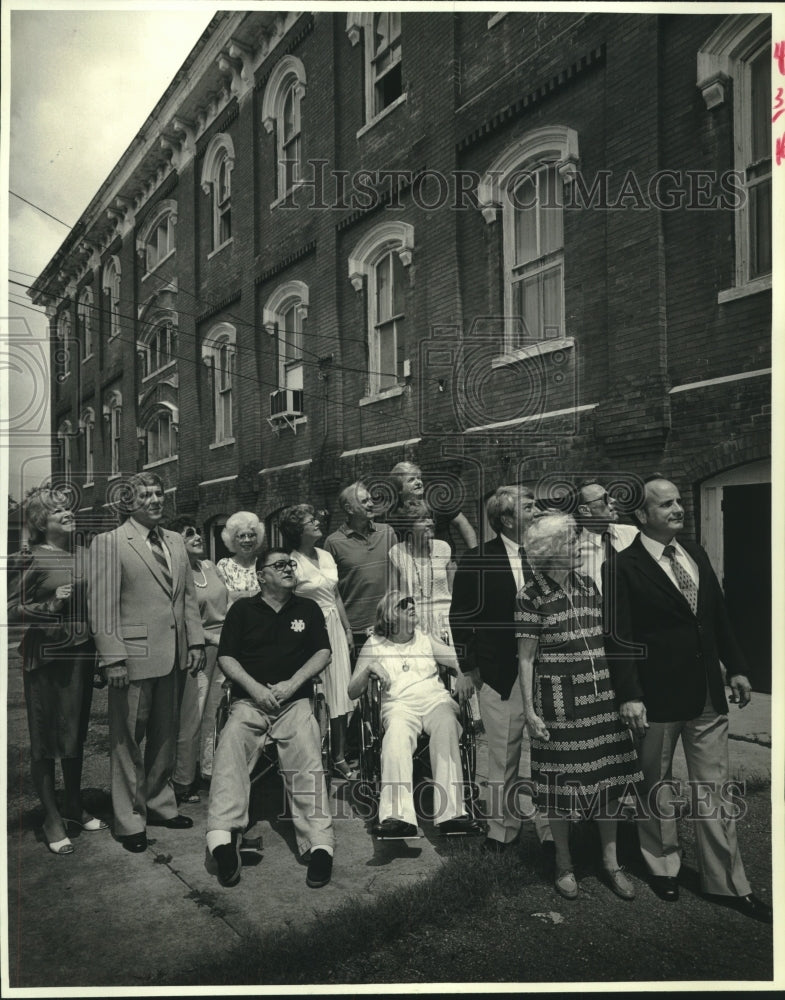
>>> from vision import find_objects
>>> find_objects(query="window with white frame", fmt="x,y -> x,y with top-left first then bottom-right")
201,134 -> 234,251
262,56 -> 306,199
202,323 -> 236,444
144,406 -> 177,466
697,15 -> 771,291
136,200 -> 177,277
263,282 -> 307,412
139,316 -> 176,379
346,12 -> 404,124
57,419 -> 73,481
348,222 -> 414,397
477,126 -> 579,351
77,287 -> 93,360
80,408 -> 95,484
104,390 -> 122,476
102,256 -> 122,339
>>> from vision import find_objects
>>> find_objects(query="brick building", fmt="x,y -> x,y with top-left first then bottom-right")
29,11 -> 772,688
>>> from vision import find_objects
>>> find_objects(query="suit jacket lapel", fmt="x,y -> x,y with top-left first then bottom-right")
124,524 -> 173,597
627,535 -> 694,614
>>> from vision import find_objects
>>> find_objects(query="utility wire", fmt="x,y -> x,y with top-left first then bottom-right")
9,190 -> 73,229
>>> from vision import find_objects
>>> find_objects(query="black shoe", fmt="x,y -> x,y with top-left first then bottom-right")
372,818 -> 419,839
120,831 -> 148,853
306,848 -> 333,888
705,892 -> 772,923
436,815 -> 486,836
649,875 -> 679,902
213,833 -> 242,887
148,814 -> 194,829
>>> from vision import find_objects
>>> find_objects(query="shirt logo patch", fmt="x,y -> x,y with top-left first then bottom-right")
291,619 -> 305,633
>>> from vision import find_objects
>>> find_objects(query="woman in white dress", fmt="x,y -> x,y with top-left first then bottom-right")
389,501 -> 455,645
280,503 -> 357,780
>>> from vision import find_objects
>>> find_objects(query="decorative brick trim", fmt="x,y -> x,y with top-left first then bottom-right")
335,167 -> 426,233
456,46 -> 606,153
135,173 -> 180,230
196,290 -> 242,324
196,102 -> 240,157
255,240 -> 316,284
254,14 -> 315,92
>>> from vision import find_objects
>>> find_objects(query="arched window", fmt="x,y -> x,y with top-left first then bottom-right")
202,323 -> 236,445
478,126 -> 579,351
102,256 -> 122,338
143,404 -> 178,467
77,286 -> 94,360
346,12 -> 404,124
137,201 -> 177,276
55,309 -> 72,382
103,388 -> 122,477
79,407 -> 96,484
698,15 -> 771,291
263,282 -> 308,417
57,419 -> 73,481
262,55 -> 307,199
138,309 -> 177,380
201,134 -> 234,251
348,222 -> 413,397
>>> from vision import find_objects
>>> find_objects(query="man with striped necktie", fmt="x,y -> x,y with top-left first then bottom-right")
88,472 -> 205,853
605,476 -> 770,922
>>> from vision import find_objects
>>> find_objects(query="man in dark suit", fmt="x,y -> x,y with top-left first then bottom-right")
88,472 -> 205,853
450,485 -> 552,853
604,476 -> 771,921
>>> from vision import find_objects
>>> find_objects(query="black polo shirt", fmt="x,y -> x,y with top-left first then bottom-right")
218,593 -> 330,701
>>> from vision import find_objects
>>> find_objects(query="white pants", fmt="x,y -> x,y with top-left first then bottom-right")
636,696 -> 750,896
379,699 -> 465,827
479,680 -> 552,845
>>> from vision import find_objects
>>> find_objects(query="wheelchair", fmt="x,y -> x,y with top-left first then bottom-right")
213,676 -> 332,790
356,671 -> 480,826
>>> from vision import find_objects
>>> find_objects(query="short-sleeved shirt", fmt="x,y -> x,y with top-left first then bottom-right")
323,522 -> 397,632
218,593 -> 330,700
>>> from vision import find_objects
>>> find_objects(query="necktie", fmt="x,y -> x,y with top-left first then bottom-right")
662,544 -> 698,614
148,529 -> 172,591
518,545 -> 533,579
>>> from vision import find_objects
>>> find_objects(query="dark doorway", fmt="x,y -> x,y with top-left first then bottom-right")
722,483 -> 771,693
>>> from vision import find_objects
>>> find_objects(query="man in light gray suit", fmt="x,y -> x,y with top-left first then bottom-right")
88,472 -> 205,852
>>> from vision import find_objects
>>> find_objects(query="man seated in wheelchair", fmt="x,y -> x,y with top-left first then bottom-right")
206,548 -> 334,889
349,590 -> 485,838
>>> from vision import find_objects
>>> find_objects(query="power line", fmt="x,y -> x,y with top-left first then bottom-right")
9,190 -> 73,229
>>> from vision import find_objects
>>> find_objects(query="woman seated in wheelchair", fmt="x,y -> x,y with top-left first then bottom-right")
348,590 -> 484,839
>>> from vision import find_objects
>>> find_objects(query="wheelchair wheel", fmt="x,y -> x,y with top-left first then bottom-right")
356,679 -> 382,813
458,697 -> 480,814
313,688 -> 332,792
213,688 -> 231,754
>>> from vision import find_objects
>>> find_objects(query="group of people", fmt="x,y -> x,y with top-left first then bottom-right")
7,465 -> 771,921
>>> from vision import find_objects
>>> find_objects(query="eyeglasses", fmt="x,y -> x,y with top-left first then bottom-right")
302,517 -> 320,527
397,596 -> 415,610
586,492 -> 610,506
262,559 -> 298,573
182,526 -> 199,538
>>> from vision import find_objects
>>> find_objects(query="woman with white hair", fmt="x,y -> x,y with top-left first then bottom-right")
516,512 -> 642,901
216,511 -> 265,606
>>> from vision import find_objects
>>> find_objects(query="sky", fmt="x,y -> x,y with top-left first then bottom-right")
3,3 -> 216,507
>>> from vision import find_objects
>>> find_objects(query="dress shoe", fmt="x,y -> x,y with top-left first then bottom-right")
306,848 -> 333,888
148,814 -> 194,829
213,833 -> 242,887
649,875 -> 679,902
604,866 -> 636,901
436,815 -> 486,836
555,870 -> 579,900
120,831 -> 148,853
705,892 -> 772,924
372,818 -> 419,839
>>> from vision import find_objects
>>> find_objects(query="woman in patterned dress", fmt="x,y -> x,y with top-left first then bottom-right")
216,511 -> 265,606
280,503 -> 357,780
516,512 -> 643,901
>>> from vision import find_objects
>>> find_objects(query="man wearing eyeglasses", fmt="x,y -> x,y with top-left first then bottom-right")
572,480 -> 639,594
206,548 -> 334,889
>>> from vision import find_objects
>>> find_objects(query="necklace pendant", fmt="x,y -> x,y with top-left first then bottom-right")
402,661 -> 410,672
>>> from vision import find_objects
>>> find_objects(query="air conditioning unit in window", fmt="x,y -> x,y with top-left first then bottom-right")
267,388 -> 304,434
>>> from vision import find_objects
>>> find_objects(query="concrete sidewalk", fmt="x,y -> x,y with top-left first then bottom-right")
4,647 -> 773,989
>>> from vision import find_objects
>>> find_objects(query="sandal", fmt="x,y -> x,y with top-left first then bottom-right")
175,790 -> 201,804
332,759 -> 358,780
63,814 -> 109,832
